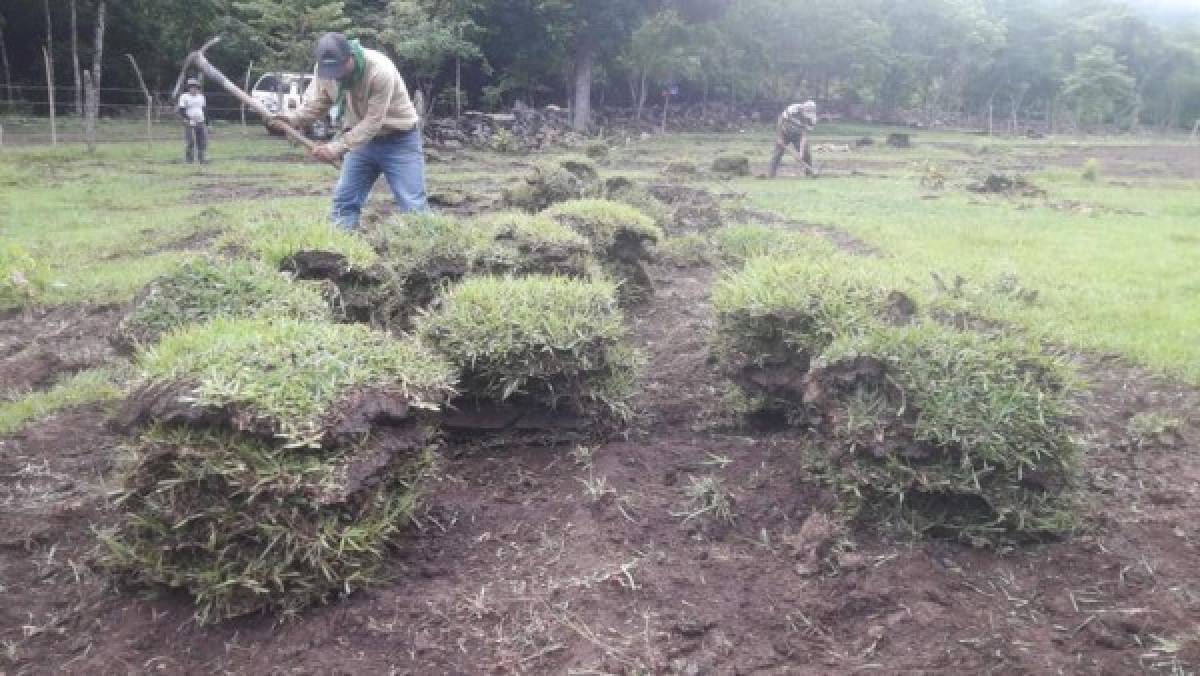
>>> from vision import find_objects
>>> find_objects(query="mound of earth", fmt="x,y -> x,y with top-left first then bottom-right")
968,173 -> 1047,198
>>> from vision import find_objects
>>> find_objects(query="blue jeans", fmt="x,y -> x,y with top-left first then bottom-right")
332,128 -> 428,230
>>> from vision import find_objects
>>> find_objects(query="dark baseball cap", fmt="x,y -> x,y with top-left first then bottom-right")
315,32 -> 354,79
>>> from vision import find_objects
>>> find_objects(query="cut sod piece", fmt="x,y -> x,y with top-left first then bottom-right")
544,199 -> 663,301
418,275 -> 638,434
115,258 -> 331,349
120,318 -> 456,448
808,322 -> 1079,544
502,159 -> 600,212
100,425 -> 432,624
478,211 -> 595,278
713,254 -> 888,420
713,254 -> 1078,543
221,218 -> 379,271
357,213 -> 598,330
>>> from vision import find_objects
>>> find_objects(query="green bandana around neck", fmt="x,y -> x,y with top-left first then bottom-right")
334,39 -> 367,122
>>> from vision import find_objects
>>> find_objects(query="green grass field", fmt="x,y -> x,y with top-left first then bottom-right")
2,121 -> 1198,399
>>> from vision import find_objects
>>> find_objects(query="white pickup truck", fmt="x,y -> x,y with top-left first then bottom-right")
251,72 -> 340,140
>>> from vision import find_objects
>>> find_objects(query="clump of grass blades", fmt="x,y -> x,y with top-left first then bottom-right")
1,243 -> 50,309
116,258 -> 331,348
714,224 -> 833,266
221,218 -> 378,270
811,322 -> 1078,544
135,318 -> 456,446
418,275 -> 637,421
99,426 -> 432,624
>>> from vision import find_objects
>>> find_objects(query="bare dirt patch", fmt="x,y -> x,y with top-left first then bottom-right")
187,180 -> 328,203
0,305 -> 121,397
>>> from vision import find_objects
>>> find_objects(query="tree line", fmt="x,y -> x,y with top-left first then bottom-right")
2,0 -> 1199,132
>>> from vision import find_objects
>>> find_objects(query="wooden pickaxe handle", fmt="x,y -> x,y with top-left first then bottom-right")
183,37 -> 340,168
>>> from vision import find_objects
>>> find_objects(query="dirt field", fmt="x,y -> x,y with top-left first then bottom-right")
2,128 -> 1198,674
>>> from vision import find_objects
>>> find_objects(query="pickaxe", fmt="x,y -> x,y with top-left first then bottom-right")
177,37 -> 339,168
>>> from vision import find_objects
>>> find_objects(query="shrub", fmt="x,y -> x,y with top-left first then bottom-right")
544,199 -> 663,300
125,318 -> 456,447
0,243 -> 50,309
809,323 -> 1078,543
100,425 -> 432,624
116,258 -> 330,348
1081,158 -> 1100,182
221,218 -> 378,270
418,275 -> 637,422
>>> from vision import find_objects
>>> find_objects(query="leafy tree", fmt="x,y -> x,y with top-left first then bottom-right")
1063,45 -> 1136,129
621,10 -> 698,121
232,0 -> 350,70
379,0 -> 482,115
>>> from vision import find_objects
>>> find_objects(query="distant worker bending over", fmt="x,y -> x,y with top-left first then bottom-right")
178,78 -> 209,164
270,32 -> 428,230
769,101 -> 818,178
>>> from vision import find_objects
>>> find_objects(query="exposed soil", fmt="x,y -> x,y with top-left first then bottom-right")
188,180 -> 328,203
0,305 -> 122,398
3,252 -> 1198,674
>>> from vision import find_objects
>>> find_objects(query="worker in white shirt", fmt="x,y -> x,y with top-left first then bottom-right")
178,78 -> 209,164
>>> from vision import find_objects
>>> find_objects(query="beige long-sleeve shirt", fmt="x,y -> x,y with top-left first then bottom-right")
287,48 -> 419,155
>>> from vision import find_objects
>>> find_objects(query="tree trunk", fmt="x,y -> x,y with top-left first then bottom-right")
635,71 -> 647,122
0,19 -> 13,104
455,54 -> 462,119
83,68 -> 97,153
43,46 -> 57,145
43,0 -> 55,112
570,38 -> 594,132
661,90 -> 670,134
71,0 -> 81,116
91,1 -> 106,91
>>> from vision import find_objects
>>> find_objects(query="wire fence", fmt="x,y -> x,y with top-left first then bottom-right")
0,78 -> 289,146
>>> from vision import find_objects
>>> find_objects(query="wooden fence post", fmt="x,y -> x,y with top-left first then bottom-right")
43,46 -> 57,145
1191,119 -> 1199,145
125,53 -> 152,147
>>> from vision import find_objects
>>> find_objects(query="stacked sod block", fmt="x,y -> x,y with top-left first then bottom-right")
102,318 -> 456,622
502,158 -> 600,212
714,254 -> 1078,544
544,199 -> 663,302
418,275 -> 638,435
